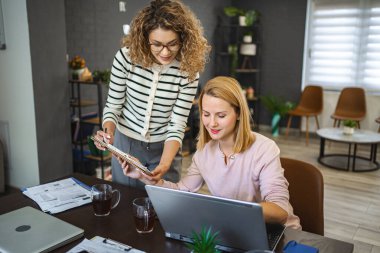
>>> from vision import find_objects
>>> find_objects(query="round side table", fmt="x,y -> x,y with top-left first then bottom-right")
316,128 -> 380,172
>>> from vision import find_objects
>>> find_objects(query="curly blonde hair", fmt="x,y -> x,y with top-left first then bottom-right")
122,0 -> 210,81
197,76 -> 255,153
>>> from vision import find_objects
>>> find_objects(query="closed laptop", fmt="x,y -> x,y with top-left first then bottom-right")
145,185 -> 285,252
0,206 -> 84,253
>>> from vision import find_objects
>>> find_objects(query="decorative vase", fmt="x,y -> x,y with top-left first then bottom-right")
271,113 -> 281,137
343,126 -> 354,135
71,68 -> 85,80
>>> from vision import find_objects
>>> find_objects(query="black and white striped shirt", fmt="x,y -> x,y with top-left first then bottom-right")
103,47 -> 199,144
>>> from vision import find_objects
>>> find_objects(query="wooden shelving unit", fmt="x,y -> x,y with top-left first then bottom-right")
69,80 -> 110,179
214,16 -> 262,128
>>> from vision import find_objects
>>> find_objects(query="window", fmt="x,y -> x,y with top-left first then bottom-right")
303,0 -> 380,92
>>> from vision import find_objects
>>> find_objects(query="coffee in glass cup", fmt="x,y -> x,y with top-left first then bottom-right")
133,197 -> 155,233
91,184 -> 120,216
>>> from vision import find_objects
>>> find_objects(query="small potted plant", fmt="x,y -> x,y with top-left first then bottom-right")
260,95 -> 295,137
223,7 -> 259,26
92,69 -> 111,86
228,44 -> 238,77
69,55 -> 86,80
343,120 -> 357,135
186,226 -> 220,253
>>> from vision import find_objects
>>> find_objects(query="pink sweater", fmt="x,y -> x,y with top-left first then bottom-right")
162,132 -> 301,229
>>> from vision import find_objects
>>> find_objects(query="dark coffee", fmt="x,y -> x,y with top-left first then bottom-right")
134,215 -> 155,233
92,195 -> 112,216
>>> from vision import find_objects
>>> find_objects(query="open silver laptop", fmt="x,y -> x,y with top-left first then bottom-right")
145,185 -> 285,252
0,206 -> 84,253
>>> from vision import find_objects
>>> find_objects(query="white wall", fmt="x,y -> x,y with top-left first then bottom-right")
0,0 -> 39,187
301,91 -> 380,133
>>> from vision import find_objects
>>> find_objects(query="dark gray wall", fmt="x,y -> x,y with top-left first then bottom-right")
237,0 -> 307,125
64,0 -> 230,86
65,0 -> 307,126
27,0 -> 73,183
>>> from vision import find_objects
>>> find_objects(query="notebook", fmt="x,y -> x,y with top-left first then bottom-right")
0,206 -> 84,253
145,185 -> 285,252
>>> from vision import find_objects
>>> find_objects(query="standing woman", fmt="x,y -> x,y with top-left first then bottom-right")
96,0 -> 210,188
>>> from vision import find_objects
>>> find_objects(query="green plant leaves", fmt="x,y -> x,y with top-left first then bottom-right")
186,226 -> 220,253
260,95 -> 295,117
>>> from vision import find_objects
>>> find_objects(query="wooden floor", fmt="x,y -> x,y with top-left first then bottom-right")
182,128 -> 380,253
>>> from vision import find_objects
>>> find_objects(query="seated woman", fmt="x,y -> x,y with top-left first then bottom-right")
120,76 -> 301,229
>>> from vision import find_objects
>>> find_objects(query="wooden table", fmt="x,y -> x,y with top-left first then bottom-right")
0,173 -> 354,253
317,128 -> 380,172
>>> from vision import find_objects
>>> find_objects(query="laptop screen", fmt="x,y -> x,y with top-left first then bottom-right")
145,185 -> 284,252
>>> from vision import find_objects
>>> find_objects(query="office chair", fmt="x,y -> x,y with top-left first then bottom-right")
331,87 -> 366,128
280,157 -> 324,236
286,85 -> 323,145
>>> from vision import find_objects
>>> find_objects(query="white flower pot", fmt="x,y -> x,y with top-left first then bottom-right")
343,126 -> 355,135
239,16 -> 247,26
240,43 -> 256,56
71,68 -> 85,80
243,35 -> 252,43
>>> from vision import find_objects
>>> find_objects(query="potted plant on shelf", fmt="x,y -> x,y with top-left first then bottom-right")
68,55 -> 86,80
186,226 -> 220,253
260,95 -> 295,137
92,69 -> 111,86
343,120 -> 357,135
223,6 -> 259,26
228,44 -> 238,77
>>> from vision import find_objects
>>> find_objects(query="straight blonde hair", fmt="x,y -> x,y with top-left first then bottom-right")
197,76 -> 255,153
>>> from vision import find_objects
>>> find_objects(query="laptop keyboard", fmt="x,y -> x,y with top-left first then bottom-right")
266,223 -> 285,250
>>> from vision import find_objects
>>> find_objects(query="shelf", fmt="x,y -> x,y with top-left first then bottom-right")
81,117 -> 101,125
236,68 -> 259,73
85,153 -> 112,161
69,80 -> 105,85
70,99 -> 97,107
247,97 -> 258,101
215,16 -> 261,129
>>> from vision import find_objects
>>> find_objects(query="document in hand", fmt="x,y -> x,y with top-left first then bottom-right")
22,177 -> 92,214
91,135 -> 153,176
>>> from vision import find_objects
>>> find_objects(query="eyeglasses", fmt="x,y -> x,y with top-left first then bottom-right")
148,41 -> 181,53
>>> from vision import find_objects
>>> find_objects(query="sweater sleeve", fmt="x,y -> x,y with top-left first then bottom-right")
165,73 -> 199,144
102,48 -> 129,127
255,140 -> 291,215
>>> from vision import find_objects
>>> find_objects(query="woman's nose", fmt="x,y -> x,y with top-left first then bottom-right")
210,116 -> 218,126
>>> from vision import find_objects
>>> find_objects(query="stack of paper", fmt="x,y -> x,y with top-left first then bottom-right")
67,236 -> 146,253
22,178 -> 92,214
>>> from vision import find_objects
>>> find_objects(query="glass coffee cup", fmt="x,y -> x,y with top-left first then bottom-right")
132,197 -> 155,233
91,184 -> 120,216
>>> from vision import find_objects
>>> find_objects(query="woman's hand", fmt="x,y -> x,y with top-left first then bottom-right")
119,157 -> 158,185
94,130 -> 114,150
119,157 -> 141,179
151,164 -> 170,181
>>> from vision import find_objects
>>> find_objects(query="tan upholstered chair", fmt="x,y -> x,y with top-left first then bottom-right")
286,85 -> 323,145
281,157 -> 324,236
331,87 -> 366,128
